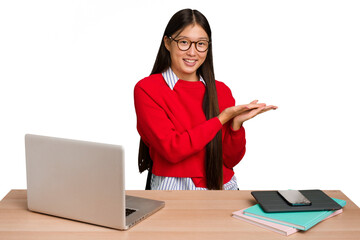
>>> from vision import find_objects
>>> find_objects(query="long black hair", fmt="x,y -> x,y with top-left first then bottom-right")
138,9 -> 223,190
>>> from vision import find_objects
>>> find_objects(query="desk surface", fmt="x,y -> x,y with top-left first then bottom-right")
0,190 -> 359,240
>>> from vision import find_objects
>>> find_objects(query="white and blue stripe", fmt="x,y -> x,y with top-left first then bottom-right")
150,68 -> 239,190
151,174 -> 239,190
162,67 -> 206,90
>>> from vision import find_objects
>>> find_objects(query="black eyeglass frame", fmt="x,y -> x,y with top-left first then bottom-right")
168,36 -> 210,53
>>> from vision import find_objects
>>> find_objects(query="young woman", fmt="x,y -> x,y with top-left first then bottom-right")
134,9 -> 277,190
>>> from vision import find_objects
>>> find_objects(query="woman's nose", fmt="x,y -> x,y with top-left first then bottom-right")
186,43 -> 197,56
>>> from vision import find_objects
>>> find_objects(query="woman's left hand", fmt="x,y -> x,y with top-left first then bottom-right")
231,100 -> 277,131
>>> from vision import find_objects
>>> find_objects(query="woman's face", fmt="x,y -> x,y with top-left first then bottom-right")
165,24 -> 209,82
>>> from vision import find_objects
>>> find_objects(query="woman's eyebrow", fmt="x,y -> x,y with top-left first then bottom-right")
176,35 -> 209,40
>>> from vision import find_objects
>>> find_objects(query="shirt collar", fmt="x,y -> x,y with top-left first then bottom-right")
162,67 -> 206,90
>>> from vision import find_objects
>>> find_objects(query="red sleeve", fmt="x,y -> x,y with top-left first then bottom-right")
222,124 -> 246,169
134,83 -> 223,164
216,81 -> 246,169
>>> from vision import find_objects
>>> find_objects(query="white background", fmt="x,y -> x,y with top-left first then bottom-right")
1,1 -> 359,206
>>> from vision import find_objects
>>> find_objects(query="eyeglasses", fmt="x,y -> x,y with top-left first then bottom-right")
168,36 -> 210,52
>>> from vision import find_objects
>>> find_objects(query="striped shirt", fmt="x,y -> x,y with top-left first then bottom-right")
151,173 -> 239,190
161,67 -> 206,90
149,67 -> 239,190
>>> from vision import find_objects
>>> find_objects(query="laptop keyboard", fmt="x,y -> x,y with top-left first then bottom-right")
126,208 -> 136,216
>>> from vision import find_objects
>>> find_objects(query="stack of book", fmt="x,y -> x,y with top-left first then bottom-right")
232,190 -> 346,236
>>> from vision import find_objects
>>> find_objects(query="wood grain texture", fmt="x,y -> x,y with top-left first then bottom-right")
0,190 -> 359,240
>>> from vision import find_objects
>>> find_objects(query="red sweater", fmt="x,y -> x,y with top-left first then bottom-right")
134,73 -> 246,188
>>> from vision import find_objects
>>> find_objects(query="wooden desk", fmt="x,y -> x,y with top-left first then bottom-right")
0,190 -> 359,239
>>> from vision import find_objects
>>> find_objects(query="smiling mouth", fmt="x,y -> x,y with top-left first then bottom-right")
184,59 -> 196,63
183,59 -> 197,66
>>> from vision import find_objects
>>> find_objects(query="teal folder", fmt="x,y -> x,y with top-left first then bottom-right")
243,198 -> 346,231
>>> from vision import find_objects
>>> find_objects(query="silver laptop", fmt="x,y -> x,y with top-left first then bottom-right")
25,134 -> 164,230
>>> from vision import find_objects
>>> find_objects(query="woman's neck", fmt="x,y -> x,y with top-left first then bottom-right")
171,67 -> 199,82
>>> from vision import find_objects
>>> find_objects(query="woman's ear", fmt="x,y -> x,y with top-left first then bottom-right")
164,36 -> 171,51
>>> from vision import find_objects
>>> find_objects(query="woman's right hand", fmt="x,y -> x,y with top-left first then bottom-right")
218,100 -> 277,129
